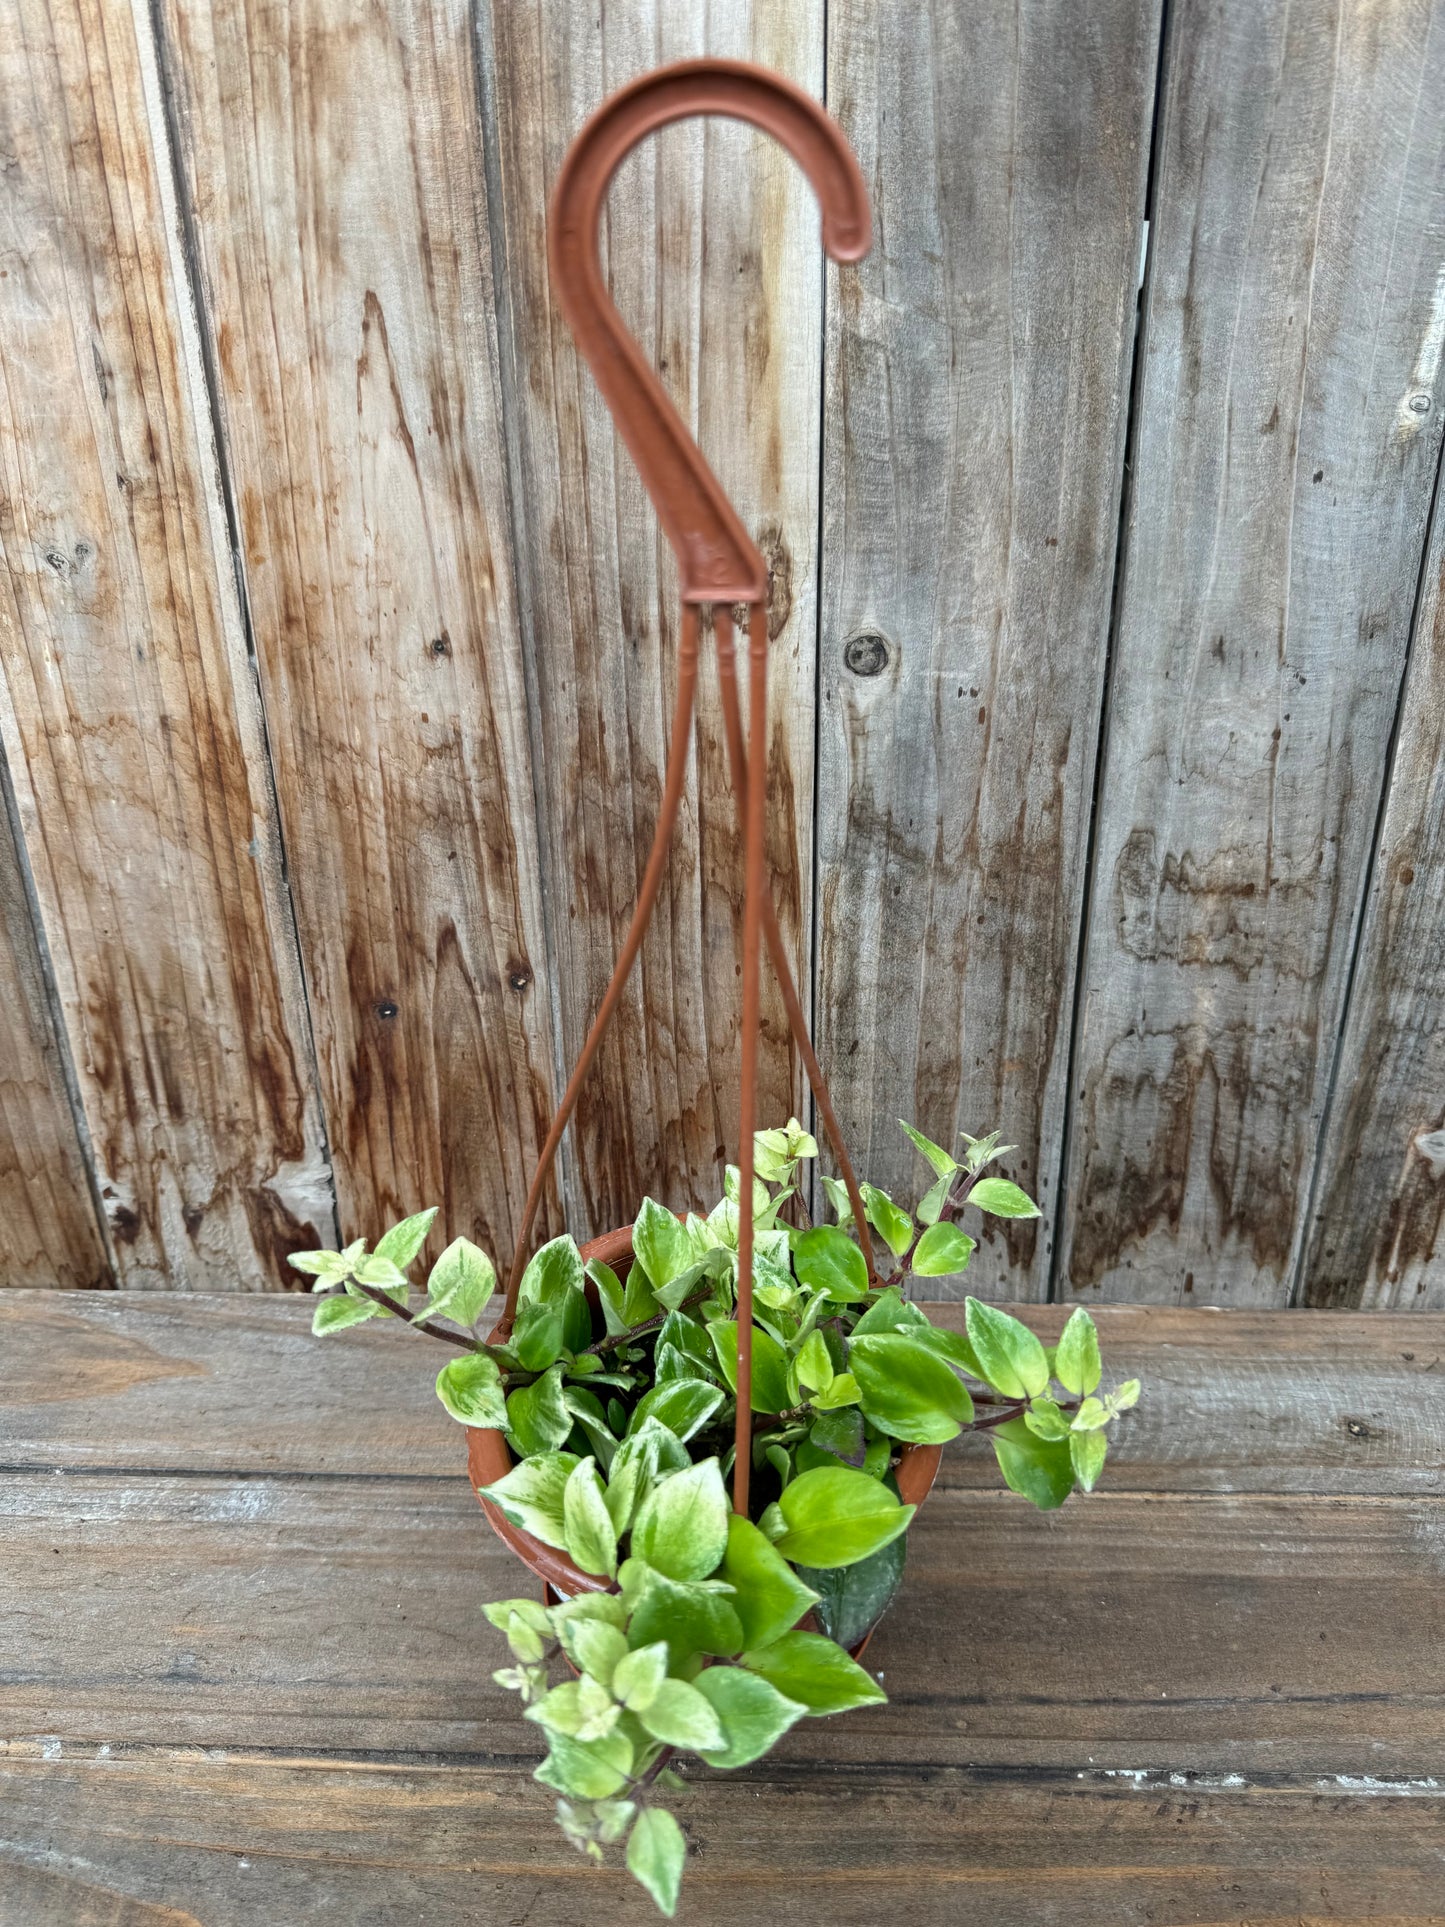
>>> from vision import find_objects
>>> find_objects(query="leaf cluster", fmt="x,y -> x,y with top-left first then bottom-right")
293,1114 -> 1143,1913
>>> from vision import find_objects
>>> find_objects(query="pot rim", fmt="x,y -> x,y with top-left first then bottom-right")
465,1221 -> 943,1599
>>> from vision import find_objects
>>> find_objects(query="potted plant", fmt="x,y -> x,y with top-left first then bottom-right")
291,57 -> 1141,1916
292,1118 -> 1139,1915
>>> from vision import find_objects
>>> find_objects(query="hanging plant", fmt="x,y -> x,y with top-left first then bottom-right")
294,57 -> 1140,1917
294,1119 -> 1137,1915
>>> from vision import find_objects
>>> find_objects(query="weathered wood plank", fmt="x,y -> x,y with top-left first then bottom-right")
6,1292 -> 1443,1494
813,0 -> 1161,1301
4,1748 -> 1443,1927
1303,476 -> 1445,1308
155,0 -> 557,1265
3,1472 -> 1443,1771
3,1750 -> 1444,1927
0,799 -> 110,1287
1063,0 -> 1445,1306
0,0 -> 332,1286
4,1294 -> 1442,1919
483,2 -> 823,1237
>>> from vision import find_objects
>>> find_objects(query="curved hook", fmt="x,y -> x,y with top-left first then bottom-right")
549,58 -> 871,602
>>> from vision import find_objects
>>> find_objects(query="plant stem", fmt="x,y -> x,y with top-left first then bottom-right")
347,1282 -> 485,1353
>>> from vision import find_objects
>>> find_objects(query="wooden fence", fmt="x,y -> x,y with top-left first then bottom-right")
3,0 -> 1445,1308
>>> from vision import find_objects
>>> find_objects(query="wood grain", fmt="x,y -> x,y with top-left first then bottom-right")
1063,0 -> 1445,1306
6,1292 -> 1443,1495
4,1468 -> 1443,1773
1303,481 -> 1445,1308
154,0 -> 558,1267
483,2 -> 824,1238
0,0 -> 331,1286
0,797 -> 109,1286
813,0 -> 1161,1301
4,1747 -> 1443,1927
3,1291 -> 1442,1921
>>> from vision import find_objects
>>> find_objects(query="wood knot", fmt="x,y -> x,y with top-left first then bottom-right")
374,1000 -> 399,1020
843,630 -> 891,678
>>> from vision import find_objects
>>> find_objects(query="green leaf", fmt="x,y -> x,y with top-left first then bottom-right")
861,1184 -> 913,1257
964,1298 -> 1049,1399
352,1253 -> 408,1293
769,1464 -> 914,1568
630,1458 -> 730,1583
562,1385 -> 619,1472
694,1665 -> 807,1769
741,1629 -> 887,1715
550,1590 -> 628,1639
606,1418 -> 689,1535
626,1806 -> 686,1919
289,1246 -> 356,1285
557,1614 -> 629,1686
1114,1377 -> 1141,1412
807,1405 -> 866,1468
587,1259 -> 629,1336
621,1260 -> 658,1327
1070,1427 -> 1107,1492
910,1222 -> 976,1278
991,1417 -> 1075,1510
535,1728 -> 633,1800
915,1171 -> 954,1227
486,1598 -> 551,1663
633,1198 -> 691,1290
967,1177 -> 1040,1219
526,1676 -> 620,1742
520,1234 -> 586,1302
848,1333 -> 974,1443
482,1595 -> 552,1637
507,1364 -> 573,1455
809,1370 -> 860,1411
706,1321 -> 792,1414
374,1207 -> 438,1268
512,1298 -> 567,1373
479,1451 -> 579,1550
435,1351 -> 507,1428
820,1173 -> 854,1226
311,1292 -> 381,1335
899,1120 -> 958,1179
797,1528 -> 907,1652
792,1226 -> 869,1303
850,1285 -> 928,1336
1023,1396 -> 1071,1442
1071,1396 -> 1109,1432
718,1513 -> 818,1650
563,1457 -> 618,1578
624,1563 -> 744,1669
1053,1305 -> 1102,1395
612,1640 -> 669,1714
635,1676 -> 725,1751
656,1311 -> 720,1379
752,1127 -> 795,1184
795,1328 -> 834,1394
425,1237 -> 495,1326
908,1322 -> 987,1378
627,1377 -> 726,1445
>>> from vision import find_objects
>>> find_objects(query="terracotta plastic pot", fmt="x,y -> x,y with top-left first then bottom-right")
466,1224 -> 942,1651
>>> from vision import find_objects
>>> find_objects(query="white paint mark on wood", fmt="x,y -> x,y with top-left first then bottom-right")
265,1152 -> 335,1237
1413,1127 -> 1445,1176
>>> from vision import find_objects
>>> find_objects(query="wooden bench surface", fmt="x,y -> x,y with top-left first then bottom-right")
3,1292 -> 1444,1926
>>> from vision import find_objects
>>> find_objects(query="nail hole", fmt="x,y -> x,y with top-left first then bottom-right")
375,1000 -> 399,1020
